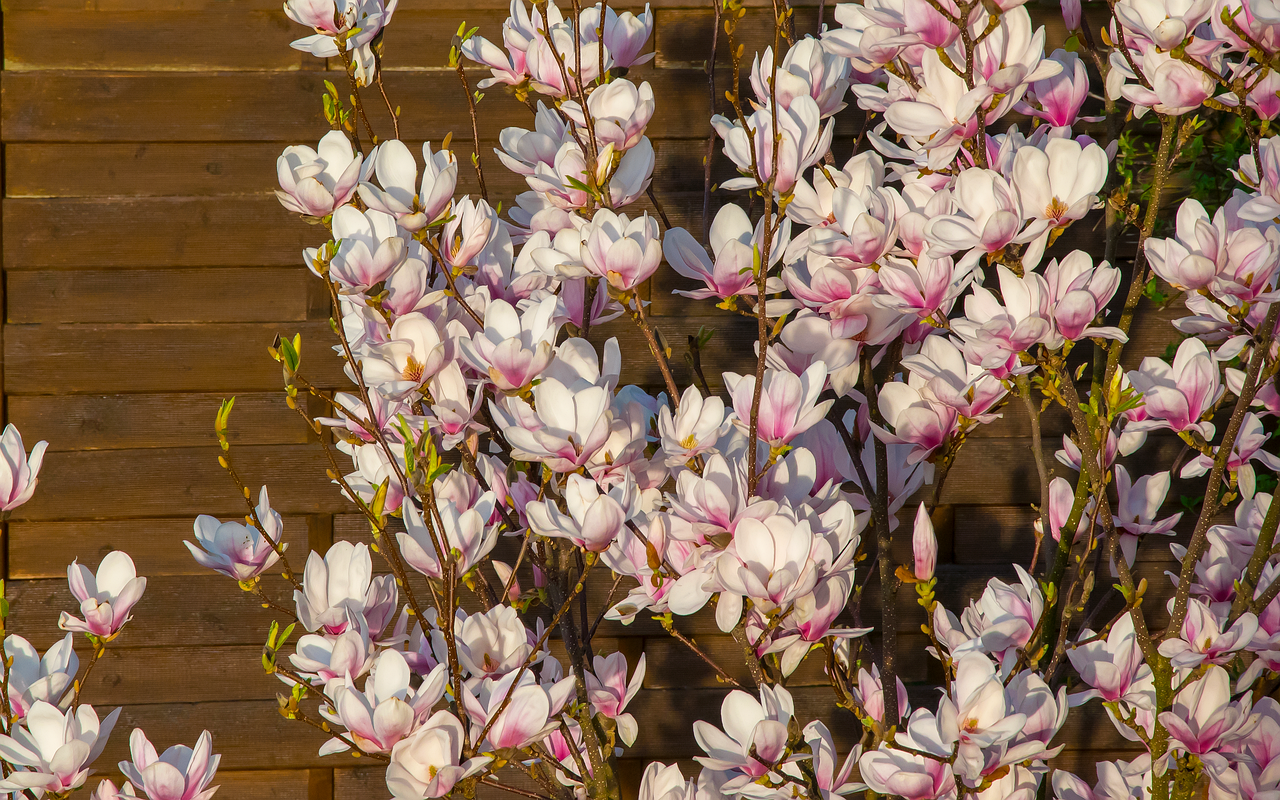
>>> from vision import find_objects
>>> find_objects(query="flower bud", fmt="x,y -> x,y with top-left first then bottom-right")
912,503 -> 937,581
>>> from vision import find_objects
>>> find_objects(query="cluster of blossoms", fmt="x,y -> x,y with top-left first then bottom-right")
0,425 -> 223,799
193,0 -> 1280,795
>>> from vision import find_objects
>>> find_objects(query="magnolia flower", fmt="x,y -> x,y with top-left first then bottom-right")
275,130 -> 362,217
294,541 -> 398,636
1159,665 -> 1253,755
361,311 -> 451,398
358,140 -> 457,232
326,206 -> 407,291
1042,251 -> 1126,343
284,0 -> 397,52
1116,48 -> 1215,116
636,762 -> 693,800
459,296 -> 559,394
387,711 -> 492,799
441,197 -> 499,268
664,204 -> 787,300
321,654 -> 447,755
1012,139 -> 1106,227
399,492 -> 498,580
59,551 -> 147,639
883,50 -> 995,169
1113,0 -> 1214,49
712,95 -> 834,194
599,4 -> 654,68
3,634 -> 78,719
1112,466 -> 1181,564
463,670 -> 576,750
456,605 -> 534,678
858,746 -> 956,800
951,266 -> 1052,376
1157,598 -> 1258,669
186,486 -> 286,582
289,627 -> 373,685
750,39 -> 852,118
658,386 -> 731,467
953,566 -> 1044,660
901,334 -> 1007,421
0,702 -> 119,796
492,379 -> 612,472
1023,49 -> 1092,127
586,652 -> 645,746
723,364 -> 834,447
1182,412 -> 1280,498
561,79 -> 655,152
693,684 -> 795,789
851,664 -> 911,725
1127,337 -> 1223,438
118,729 -> 220,800
912,504 -> 937,581
527,474 -> 632,552
1145,198 -> 1228,291
712,510 -> 830,631
1067,614 -> 1153,708
0,423 -> 47,513
871,382 -> 958,463
580,209 -> 663,292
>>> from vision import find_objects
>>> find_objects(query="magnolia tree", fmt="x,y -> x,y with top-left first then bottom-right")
108,0 -> 1280,796
0,424 -> 223,799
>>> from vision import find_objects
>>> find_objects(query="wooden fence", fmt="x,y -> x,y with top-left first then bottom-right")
0,0 -> 1181,797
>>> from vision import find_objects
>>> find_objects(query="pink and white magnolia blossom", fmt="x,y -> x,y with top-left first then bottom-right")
1043,251 -> 1126,343
186,486 -> 286,582
712,95 -> 834,194
871,381 -> 959,463
118,729 -> 220,800
289,627 -> 373,685
294,541 -> 398,636
561,79 -> 655,152
912,503 -> 938,580
0,423 -> 47,513
693,684 -> 796,790
3,634 -> 77,719
492,378 -> 612,472
1182,411 -> 1280,498
723,364 -> 834,447
750,39 -> 852,118
1011,138 -> 1107,228
455,604 -> 536,679
463,669 -> 576,750
1068,614 -> 1154,709
664,203 -> 787,300
901,334 -> 1008,422
586,652 -> 645,745
0,702 -> 119,796
386,711 -> 492,800
1127,337 -> 1224,438
1159,665 -> 1255,756
527,473 -> 634,552
658,386 -> 731,467
581,209 -> 662,291
1112,466 -> 1182,565
459,296 -> 559,394
325,205 -> 407,291
59,551 -> 147,639
399,491 -> 499,579
276,130 -> 363,217
358,140 -> 457,232
320,653 -> 447,755
1157,598 -> 1259,669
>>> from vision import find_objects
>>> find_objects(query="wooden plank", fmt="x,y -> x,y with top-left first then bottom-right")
89,770 -> 312,800
6,392 -> 308,451
4,9 -> 300,71
8,575 -> 289,649
655,7 -> 821,68
9,516 -> 311,578
3,322 -> 344,393
77,645 -> 282,705
5,139 -> 739,199
3,196 -> 310,269
6,268 -> 312,323
0,70 -> 724,143
6,444 -> 348,520
95,701 -> 333,769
